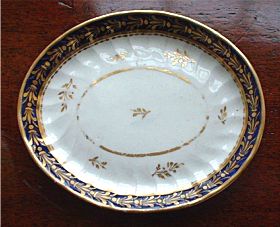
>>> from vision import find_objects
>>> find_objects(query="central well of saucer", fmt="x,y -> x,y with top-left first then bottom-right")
77,67 -> 208,157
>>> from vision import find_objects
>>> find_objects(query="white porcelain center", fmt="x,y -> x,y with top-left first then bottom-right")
41,35 -> 246,195
77,67 -> 208,156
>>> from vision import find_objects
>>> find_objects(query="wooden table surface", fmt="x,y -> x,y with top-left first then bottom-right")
2,0 -> 280,226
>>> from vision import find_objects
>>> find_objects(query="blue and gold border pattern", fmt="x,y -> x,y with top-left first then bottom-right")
18,10 -> 265,212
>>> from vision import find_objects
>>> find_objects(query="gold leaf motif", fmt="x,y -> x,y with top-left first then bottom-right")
53,168 -> 72,184
84,26 -> 101,42
161,192 -> 184,205
185,186 -> 202,199
90,191 -> 111,204
23,81 -> 38,104
248,114 -> 260,134
31,61 -> 50,82
205,175 -> 223,189
246,93 -> 259,112
27,126 -> 44,146
112,196 -> 134,208
218,106 -> 227,124
74,183 -> 91,196
190,28 -> 212,44
137,196 -> 158,208
164,49 -> 195,67
47,46 -> 67,64
152,162 -> 184,179
228,54 -> 243,72
223,159 -> 239,175
66,35 -> 83,51
58,78 -> 77,112
89,156 -> 107,169
240,70 -> 253,90
22,103 -> 37,124
38,150 -> 56,167
239,138 -> 254,158
131,108 -> 151,119
212,40 -> 231,58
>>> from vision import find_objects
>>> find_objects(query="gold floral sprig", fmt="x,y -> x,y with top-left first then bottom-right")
218,106 -> 227,124
152,162 -> 184,179
58,78 -> 77,112
89,156 -> 107,169
164,49 -> 195,67
131,108 -> 151,119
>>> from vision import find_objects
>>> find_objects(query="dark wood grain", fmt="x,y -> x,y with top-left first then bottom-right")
2,0 -> 280,226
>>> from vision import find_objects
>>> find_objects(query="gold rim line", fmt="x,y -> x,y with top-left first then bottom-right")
89,66 -> 191,86
36,31 -> 248,192
17,10 -> 265,213
98,117 -> 208,157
